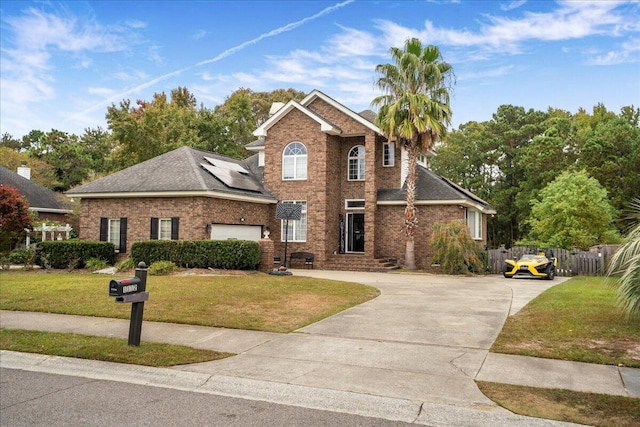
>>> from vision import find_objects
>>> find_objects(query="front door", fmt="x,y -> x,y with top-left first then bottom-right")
347,213 -> 365,253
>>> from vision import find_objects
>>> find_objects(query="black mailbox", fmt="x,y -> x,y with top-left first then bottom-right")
109,277 -> 142,297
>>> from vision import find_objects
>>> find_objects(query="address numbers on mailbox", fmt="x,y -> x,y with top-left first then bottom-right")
109,277 -> 142,297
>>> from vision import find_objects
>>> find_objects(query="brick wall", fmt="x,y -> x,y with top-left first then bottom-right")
376,204 -> 469,269
79,197 -> 272,254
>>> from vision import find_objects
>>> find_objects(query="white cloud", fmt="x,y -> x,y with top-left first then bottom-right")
327,25 -> 382,57
375,1 -> 637,57
589,37 -> 640,65
88,87 -> 116,96
0,5 -> 140,134
501,1 -> 527,12
193,30 -> 207,40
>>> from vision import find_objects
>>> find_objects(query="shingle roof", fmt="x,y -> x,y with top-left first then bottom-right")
377,165 -> 495,213
358,109 -> 377,123
0,166 -> 71,212
66,146 -> 276,201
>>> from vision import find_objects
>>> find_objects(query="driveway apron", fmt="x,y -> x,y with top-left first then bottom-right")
179,272 -> 561,410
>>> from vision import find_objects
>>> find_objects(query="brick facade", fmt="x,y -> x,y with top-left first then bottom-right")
74,90 -> 493,271
80,197 -> 271,255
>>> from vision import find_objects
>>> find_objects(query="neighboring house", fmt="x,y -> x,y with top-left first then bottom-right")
0,165 -> 73,224
67,90 -> 495,270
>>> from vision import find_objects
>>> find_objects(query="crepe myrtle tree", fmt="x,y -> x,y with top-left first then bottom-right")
372,38 -> 455,269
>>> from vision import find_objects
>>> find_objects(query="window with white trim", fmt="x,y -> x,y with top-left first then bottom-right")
383,142 -> 394,167
108,219 -> 123,251
100,217 -> 127,253
348,145 -> 365,180
466,209 -> 482,240
281,201 -> 307,242
159,218 -> 173,240
345,199 -> 365,209
150,217 -> 179,240
282,142 -> 307,180
418,154 -> 429,168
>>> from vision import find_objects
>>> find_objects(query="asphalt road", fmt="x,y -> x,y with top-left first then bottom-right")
1,368 -> 417,427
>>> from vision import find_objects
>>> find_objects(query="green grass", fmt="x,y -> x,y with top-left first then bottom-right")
477,381 -> 640,427
492,276 -> 640,367
0,329 -> 233,367
0,271 -> 380,333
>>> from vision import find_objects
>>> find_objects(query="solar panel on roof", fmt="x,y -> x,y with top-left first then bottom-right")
204,156 -> 249,174
201,163 -> 262,192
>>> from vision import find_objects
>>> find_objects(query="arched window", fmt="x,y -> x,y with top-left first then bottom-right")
348,145 -> 365,180
282,142 -> 307,180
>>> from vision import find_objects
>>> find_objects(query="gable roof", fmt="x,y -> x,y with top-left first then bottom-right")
301,90 -> 383,134
253,99 -> 342,137
66,146 -> 277,204
377,165 -> 496,214
0,166 -> 72,214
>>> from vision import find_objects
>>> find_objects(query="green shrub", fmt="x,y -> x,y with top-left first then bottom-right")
430,220 -> 485,275
149,260 -> 177,276
85,258 -> 109,271
115,258 -> 136,272
8,249 -> 33,264
131,240 -> 260,270
36,240 -> 115,269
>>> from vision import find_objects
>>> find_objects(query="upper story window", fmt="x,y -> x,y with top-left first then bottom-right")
282,142 -> 307,180
466,209 -> 482,240
348,145 -> 365,181
418,154 -> 429,168
383,142 -> 395,167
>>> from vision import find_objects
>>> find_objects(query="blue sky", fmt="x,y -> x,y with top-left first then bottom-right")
1,0 -> 639,138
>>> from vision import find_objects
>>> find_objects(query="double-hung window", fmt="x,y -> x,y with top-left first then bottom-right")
466,209 -> 482,240
100,217 -> 127,253
282,142 -> 307,180
280,201 -> 307,242
348,145 -> 365,180
150,217 -> 179,240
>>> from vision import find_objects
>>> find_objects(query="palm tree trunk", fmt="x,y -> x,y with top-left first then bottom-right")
404,141 -> 419,269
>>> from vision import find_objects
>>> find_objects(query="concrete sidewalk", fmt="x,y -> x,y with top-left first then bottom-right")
1,271 -> 639,426
2,310 -> 638,400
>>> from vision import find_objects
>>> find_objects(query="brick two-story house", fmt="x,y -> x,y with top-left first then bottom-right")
67,90 -> 494,271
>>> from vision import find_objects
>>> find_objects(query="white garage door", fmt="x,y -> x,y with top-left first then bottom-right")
210,224 -> 262,241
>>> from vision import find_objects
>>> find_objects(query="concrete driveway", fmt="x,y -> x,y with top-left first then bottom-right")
180,271 -> 567,410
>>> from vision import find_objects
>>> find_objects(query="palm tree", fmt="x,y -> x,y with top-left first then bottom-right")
607,198 -> 640,320
372,38 -> 455,269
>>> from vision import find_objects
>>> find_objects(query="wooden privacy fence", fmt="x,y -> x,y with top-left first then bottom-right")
487,245 -> 619,277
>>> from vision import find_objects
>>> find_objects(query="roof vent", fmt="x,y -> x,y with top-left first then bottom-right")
17,162 -> 31,180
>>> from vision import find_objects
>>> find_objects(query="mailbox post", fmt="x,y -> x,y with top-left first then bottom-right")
109,262 -> 149,346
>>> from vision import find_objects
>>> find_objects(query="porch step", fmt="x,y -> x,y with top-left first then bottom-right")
322,254 -> 400,272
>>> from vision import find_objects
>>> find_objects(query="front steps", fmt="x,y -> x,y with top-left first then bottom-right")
321,254 -> 400,272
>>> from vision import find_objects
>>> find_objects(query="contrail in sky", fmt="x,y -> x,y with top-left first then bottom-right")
74,0 -> 355,118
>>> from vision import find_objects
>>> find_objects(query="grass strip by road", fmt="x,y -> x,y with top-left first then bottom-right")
492,276 -> 640,368
0,329 -> 233,367
0,272 -> 379,333
477,381 -> 640,427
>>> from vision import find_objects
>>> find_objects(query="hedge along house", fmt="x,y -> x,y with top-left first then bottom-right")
66,90 -> 495,270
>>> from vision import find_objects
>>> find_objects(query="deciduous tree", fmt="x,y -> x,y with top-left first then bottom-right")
0,185 -> 33,252
527,170 -> 620,250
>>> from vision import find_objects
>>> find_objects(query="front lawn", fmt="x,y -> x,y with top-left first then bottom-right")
0,329 -> 232,367
0,271 -> 380,333
491,276 -> 640,368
